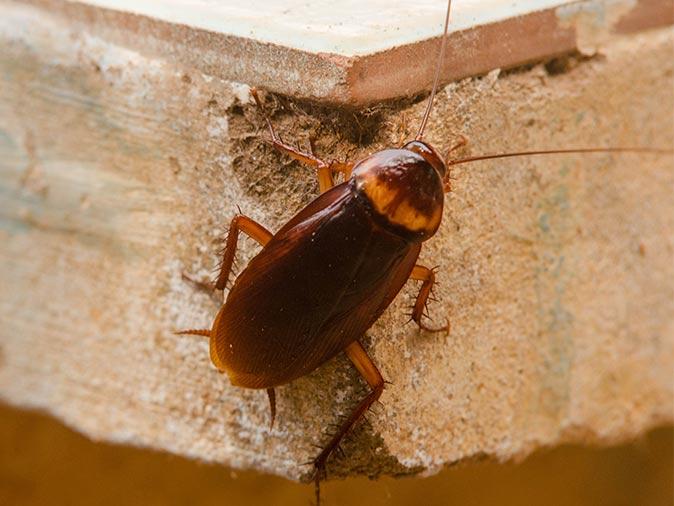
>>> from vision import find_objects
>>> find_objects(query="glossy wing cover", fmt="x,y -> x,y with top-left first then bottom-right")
212,182 -> 421,388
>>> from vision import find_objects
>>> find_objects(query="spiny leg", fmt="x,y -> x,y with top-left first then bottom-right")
313,341 -> 385,504
215,214 -> 272,290
173,328 -> 224,370
409,265 -> 450,333
174,329 -> 210,338
181,214 -> 271,293
250,88 -> 353,193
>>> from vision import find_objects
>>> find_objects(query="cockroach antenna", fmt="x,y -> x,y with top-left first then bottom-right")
412,0 -> 672,176
416,0 -> 452,141
446,147 -> 674,168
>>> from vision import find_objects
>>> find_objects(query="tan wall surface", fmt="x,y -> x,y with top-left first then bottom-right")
0,1 -> 673,481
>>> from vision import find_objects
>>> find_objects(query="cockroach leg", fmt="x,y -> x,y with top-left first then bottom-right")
312,341 -> 385,502
174,329 -> 210,338
181,272 -> 217,293
409,265 -> 450,334
445,134 -> 468,158
215,214 -> 272,290
266,388 -> 277,429
250,88 -> 352,194
182,214 -> 271,295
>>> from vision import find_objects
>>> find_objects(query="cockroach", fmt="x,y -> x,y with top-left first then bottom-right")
178,0 -> 671,502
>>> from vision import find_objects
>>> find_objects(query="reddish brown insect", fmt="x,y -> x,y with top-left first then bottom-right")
178,0 -> 670,502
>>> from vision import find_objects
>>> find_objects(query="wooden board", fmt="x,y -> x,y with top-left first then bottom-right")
18,0 -> 674,104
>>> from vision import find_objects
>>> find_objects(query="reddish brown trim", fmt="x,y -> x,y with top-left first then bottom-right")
18,0 -> 674,106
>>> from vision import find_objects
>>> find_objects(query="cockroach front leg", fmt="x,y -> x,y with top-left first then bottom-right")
215,214 -> 273,290
312,341 -> 384,502
251,89 -> 353,193
409,265 -> 450,333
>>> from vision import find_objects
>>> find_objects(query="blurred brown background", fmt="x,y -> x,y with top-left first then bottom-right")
1,402 -> 671,506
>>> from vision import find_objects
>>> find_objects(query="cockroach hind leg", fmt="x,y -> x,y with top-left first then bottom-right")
297,458 -> 326,506
313,465 -> 325,506
181,271 -> 222,305
308,341 -> 384,500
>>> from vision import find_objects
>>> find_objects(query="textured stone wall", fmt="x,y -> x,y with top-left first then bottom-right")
0,1 -> 672,481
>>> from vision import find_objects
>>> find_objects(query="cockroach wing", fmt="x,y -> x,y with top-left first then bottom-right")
212,182 -> 421,388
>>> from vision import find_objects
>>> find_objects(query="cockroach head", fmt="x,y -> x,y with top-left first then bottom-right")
403,140 -> 447,178
351,146 -> 445,241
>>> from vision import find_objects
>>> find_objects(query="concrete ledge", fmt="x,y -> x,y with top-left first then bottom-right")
14,0 -> 674,105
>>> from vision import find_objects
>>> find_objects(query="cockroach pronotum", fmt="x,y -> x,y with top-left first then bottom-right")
178,0 -> 671,502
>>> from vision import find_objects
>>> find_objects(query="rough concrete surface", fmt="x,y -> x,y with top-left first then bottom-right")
0,1 -> 673,481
